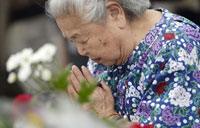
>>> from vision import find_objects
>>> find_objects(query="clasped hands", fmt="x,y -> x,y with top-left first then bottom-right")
67,65 -> 117,118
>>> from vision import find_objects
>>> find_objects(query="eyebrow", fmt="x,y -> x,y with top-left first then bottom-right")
70,33 -> 80,40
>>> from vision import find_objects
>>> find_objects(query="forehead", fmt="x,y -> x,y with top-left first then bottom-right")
56,15 -> 106,41
56,15 -> 84,38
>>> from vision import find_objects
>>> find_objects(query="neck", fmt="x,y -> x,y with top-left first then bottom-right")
116,9 -> 162,66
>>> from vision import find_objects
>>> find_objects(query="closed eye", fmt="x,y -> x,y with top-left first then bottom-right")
80,37 -> 89,45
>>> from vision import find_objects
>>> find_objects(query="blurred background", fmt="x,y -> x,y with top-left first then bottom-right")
0,0 -> 200,98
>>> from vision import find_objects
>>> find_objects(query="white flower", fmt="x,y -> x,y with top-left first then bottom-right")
138,72 -> 145,94
41,68 -> 52,81
14,48 -> 33,82
31,43 -> 57,63
178,48 -> 194,66
37,64 -> 44,71
19,48 -> 33,66
126,85 -> 141,99
190,47 -> 199,67
6,48 -> 33,72
155,55 -> 164,62
18,64 -> 32,82
34,70 -> 40,78
130,114 -> 140,122
178,47 -> 199,70
7,72 -> 17,84
165,13 -> 173,18
6,53 -> 21,72
33,64 -> 44,77
168,59 -> 185,74
169,86 -> 191,107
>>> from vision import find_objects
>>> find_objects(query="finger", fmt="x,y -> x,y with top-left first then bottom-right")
67,70 -> 72,84
67,84 -> 78,100
81,66 -> 94,83
101,81 -> 112,92
67,75 -> 73,88
67,75 -> 78,100
66,75 -> 72,93
70,72 -> 81,91
67,77 -> 71,83
72,65 -> 85,83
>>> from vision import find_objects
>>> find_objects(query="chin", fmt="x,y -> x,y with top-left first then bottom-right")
101,60 -> 116,66
102,63 -> 112,66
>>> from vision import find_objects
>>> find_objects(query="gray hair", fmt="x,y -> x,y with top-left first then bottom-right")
46,0 -> 151,23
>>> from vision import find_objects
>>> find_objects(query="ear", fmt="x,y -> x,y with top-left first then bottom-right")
106,1 -> 127,29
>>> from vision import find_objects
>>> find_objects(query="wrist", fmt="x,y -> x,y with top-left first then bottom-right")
108,112 -> 123,120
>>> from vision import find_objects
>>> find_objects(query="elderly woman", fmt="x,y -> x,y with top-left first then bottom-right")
46,0 -> 200,127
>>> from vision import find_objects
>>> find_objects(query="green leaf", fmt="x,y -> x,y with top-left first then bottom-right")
51,67 -> 70,90
153,107 -> 161,115
150,113 -> 155,121
173,107 -> 189,117
186,65 -> 194,74
173,107 -> 179,115
193,96 -> 200,106
182,125 -> 191,128
143,82 -> 149,89
191,80 -> 198,86
78,79 -> 98,104
161,125 -> 168,128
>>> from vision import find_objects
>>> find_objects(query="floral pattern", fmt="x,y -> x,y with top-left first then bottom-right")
161,106 -> 180,126
182,25 -> 200,40
164,33 -> 175,40
87,8 -> 200,128
155,82 -> 167,96
193,123 -> 200,128
167,59 -> 185,74
136,102 -> 152,118
152,40 -> 162,55
193,71 -> 200,83
168,86 -> 191,107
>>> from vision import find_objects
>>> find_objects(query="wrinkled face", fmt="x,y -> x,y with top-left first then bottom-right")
56,15 -> 122,66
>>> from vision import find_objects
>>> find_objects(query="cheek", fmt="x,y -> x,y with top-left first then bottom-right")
88,34 -> 121,58
101,42 -> 121,59
87,39 -> 101,49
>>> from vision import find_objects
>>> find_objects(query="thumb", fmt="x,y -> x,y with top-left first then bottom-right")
101,81 -> 112,92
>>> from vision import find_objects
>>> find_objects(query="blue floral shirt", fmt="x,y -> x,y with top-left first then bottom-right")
87,9 -> 200,128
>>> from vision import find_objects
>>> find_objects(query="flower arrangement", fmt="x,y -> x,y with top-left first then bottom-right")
3,43 -> 119,128
6,43 -> 69,92
3,43 -> 155,128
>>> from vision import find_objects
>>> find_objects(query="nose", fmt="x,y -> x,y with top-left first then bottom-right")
77,46 -> 88,56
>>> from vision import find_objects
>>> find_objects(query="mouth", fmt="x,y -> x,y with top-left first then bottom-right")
92,58 -> 101,64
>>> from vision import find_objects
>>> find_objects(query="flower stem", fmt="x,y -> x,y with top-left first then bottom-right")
31,75 -> 47,91
53,57 -> 62,70
24,81 -> 38,94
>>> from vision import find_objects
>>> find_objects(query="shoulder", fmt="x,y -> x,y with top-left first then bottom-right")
160,8 -> 200,42
151,9 -> 200,63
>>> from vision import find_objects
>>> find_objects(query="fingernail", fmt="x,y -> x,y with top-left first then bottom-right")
72,65 -> 78,72
81,66 -> 86,70
72,65 -> 76,69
